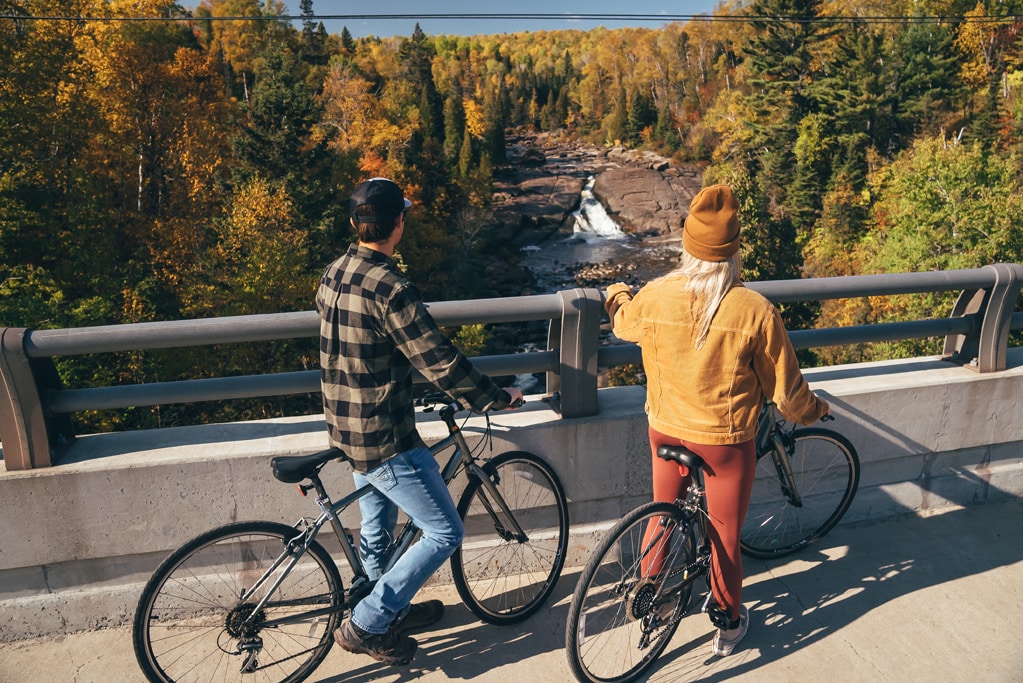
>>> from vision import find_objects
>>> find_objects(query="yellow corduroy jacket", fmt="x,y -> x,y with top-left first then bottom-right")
606,274 -> 828,445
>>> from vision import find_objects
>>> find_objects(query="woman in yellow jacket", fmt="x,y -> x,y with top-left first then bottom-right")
605,184 -> 829,657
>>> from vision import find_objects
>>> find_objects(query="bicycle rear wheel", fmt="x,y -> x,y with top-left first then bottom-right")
133,521 -> 344,683
451,450 -> 569,624
566,502 -> 699,683
741,428 -> 860,558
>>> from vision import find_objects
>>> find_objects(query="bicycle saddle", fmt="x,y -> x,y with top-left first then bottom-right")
656,445 -> 704,470
271,447 -> 344,483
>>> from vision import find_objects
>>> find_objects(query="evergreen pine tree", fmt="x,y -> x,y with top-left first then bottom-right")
298,0 -> 324,64
340,26 -> 355,54
891,20 -> 961,146
443,92 -> 466,162
626,89 -> 656,145
971,73 -> 1005,153
231,40 -> 339,253
458,126 -> 474,178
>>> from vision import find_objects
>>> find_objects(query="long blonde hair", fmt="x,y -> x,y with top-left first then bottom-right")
679,248 -> 742,349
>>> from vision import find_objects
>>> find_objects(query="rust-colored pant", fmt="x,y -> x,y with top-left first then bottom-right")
643,427 -> 756,621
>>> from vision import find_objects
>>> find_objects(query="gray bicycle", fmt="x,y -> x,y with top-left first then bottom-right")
133,393 -> 569,683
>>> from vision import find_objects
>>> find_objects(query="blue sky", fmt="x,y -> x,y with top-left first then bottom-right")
285,1 -> 724,38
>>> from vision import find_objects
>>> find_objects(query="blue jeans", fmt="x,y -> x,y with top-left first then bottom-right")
350,446 -> 464,634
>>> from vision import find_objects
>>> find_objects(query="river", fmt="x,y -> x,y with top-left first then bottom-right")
511,175 -> 683,393
520,175 -> 684,293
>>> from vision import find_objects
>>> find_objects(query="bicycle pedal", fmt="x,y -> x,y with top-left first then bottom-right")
706,602 -> 734,629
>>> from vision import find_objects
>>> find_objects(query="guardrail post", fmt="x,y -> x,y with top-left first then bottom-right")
943,263 -> 1023,372
548,288 -> 603,418
0,328 -> 53,469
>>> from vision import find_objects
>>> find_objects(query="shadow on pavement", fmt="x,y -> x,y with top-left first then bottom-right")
649,498 -> 1023,682
314,568 -> 580,683
304,497 -> 1022,682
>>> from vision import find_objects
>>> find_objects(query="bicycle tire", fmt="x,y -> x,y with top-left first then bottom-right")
566,501 -> 699,683
741,428 -> 860,558
133,520 -> 344,683
451,450 -> 569,624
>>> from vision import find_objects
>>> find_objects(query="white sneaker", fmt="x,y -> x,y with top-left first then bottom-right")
712,605 -> 749,656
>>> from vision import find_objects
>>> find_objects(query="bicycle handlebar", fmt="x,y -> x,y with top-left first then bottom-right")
414,392 -> 457,411
414,391 -> 526,412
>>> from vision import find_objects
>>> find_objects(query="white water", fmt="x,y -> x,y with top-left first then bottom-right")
513,174 -> 679,391
572,176 -> 625,239
521,174 -> 680,293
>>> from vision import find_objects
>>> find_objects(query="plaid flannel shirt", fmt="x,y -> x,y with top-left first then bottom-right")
317,244 -> 509,472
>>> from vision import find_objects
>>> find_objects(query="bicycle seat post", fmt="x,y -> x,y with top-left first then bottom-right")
682,460 -> 705,513
655,444 -> 706,511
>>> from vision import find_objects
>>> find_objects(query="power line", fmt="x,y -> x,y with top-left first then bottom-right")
3,11 -> 1023,26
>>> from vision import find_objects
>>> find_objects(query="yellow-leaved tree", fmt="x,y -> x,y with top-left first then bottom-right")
184,177 -> 314,317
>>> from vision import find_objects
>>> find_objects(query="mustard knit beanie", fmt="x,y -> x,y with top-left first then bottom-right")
682,184 -> 740,262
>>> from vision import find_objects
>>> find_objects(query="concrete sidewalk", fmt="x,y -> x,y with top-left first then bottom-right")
2,498 -> 1021,683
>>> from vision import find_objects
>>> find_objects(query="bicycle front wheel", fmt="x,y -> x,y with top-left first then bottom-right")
133,521 -> 344,683
452,450 -> 569,624
741,428 -> 860,558
566,502 -> 699,683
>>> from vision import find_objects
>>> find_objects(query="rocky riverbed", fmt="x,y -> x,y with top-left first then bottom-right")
484,130 -> 704,295
478,131 -> 705,377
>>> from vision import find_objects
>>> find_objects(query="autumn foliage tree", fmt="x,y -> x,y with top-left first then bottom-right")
6,0 -> 1023,430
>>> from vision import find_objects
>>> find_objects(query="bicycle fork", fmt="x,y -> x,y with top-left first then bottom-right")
465,461 -> 530,542
769,432 -> 804,508
443,422 -> 530,544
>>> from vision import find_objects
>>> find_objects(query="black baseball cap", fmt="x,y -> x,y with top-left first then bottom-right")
349,177 -> 412,224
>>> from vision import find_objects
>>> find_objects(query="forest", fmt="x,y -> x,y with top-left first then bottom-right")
3,0 -> 1023,432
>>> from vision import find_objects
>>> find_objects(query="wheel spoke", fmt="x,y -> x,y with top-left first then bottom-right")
453,452 -> 568,624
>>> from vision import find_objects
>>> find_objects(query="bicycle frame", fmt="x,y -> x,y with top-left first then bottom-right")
756,401 -> 804,508
632,462 -> 715,635
671,465 -> 714,612
234,401 -> 528,633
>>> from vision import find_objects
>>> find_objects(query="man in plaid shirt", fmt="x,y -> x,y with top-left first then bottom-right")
318,177 -> 523,665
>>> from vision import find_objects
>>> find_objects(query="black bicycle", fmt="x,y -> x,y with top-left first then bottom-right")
741,401 -> 860,558
133,393 -> 569,683
566,443 -> 717,682
566,406 -> 859,682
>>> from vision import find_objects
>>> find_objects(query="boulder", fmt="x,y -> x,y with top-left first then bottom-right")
591,166 -> 701,236
490,168 -> 587,247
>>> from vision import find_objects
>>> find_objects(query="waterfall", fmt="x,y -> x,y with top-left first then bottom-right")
521,171 -> 678,295
572,176 -> 624,239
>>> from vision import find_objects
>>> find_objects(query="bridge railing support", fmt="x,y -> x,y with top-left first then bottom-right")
3,265 -> 1023,470
0,328 -> 75,469
547,288 -> 604,418
942,263 -> 1023,372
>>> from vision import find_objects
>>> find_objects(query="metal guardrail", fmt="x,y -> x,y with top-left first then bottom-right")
1,265 -> 1021,470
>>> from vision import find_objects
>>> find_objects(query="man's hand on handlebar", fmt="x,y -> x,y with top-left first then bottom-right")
503,387 -> 525,409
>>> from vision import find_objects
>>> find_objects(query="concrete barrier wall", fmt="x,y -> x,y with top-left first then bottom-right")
3,350 -> 1023,641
